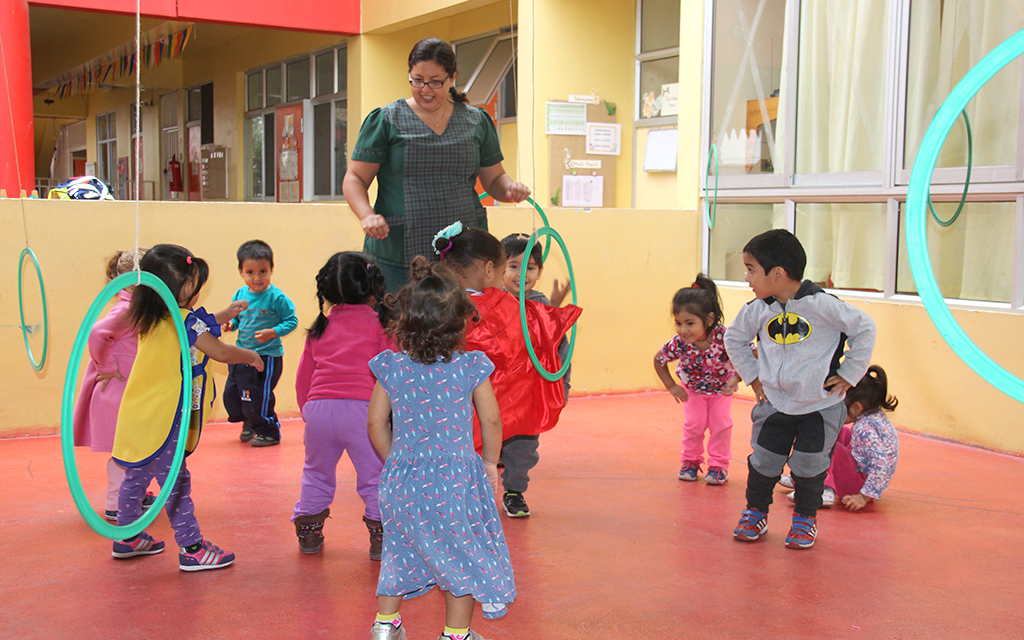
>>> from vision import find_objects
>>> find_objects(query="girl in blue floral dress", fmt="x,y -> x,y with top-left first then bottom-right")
367,257 -> 514,640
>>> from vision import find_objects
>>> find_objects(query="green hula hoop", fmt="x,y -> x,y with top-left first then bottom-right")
520,227 -> 576,381
705,143 -> 718,230
18,247 -> 49,372
61,272 -> 193,539
926,109 -> 973,228
907,28 -> 1024,404
478,192 -> 551,261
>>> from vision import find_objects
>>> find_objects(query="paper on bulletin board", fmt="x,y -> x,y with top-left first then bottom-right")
545,102 -> 587,135
562,175 -> 603,208
586,123 -> 621,156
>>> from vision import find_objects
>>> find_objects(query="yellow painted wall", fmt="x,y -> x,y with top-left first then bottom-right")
3,199 -> 1024,454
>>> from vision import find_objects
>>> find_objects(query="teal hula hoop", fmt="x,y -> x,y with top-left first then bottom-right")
520,227 -> 577,381
705,143 -> 718,230
926,109 -> 973,228
61,272 -> 193,539
18,247 -> 49,371
478,192 -> 551,261
907,28 -> 1024,404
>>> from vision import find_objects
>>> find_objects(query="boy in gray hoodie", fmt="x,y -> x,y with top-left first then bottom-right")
724,229 -> 876,550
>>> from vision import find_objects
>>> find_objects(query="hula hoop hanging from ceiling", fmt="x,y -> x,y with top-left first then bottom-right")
61,272 -> 194,539
906,28 -> 1024,405
18,247 -> 49,372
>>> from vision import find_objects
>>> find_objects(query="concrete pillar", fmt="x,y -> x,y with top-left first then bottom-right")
0,0 -> 34,196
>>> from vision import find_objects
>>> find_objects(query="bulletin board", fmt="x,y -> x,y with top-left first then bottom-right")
547,101 -> 617,208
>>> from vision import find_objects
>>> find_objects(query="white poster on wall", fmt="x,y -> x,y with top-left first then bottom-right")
562,174 -> 603,208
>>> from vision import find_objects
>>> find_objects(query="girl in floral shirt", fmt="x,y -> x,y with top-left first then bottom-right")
654,274 -> 740,485
782,365 -> 899,510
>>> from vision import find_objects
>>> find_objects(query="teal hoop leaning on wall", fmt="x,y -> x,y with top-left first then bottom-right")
906,28 -> 1024,404
18,247 -> 48,371
705,143 -> 718,230
926,110 -> 973,228
520,228 -> 577,381
61,272 -> 193,539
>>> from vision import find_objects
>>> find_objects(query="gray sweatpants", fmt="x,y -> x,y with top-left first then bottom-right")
499,435 -> 540,493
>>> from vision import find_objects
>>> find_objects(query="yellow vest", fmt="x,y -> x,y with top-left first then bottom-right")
112,309 -> 214,466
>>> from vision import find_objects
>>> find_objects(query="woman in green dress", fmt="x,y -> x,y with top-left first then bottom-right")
343,38 -> 530,292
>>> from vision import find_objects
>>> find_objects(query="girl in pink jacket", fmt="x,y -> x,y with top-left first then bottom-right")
73,249 -> 149,521
291,252 -> 395,559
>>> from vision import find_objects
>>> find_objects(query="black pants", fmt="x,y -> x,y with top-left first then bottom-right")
224,355 -> 283,439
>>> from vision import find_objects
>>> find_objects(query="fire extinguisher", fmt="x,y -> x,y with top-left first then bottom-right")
167,155 -> 183,193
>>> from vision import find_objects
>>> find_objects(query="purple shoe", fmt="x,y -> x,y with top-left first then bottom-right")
112,531 -> 165,558
179,540 -> 235,572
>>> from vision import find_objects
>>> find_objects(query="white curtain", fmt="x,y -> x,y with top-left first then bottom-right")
902,0 -> 1022,302
791,0 -> 889,289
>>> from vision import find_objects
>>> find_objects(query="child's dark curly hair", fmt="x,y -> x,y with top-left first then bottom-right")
846,365 -> 899,413
308,251 -> 392,339
391,256 -> 478,364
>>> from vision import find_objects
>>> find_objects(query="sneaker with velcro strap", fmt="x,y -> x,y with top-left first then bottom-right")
179,539 -> 235,571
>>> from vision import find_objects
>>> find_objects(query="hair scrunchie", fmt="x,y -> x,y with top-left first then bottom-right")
432,221 -> 464,260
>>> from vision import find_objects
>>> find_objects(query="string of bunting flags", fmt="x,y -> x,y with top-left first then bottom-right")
54,24 -> 194,99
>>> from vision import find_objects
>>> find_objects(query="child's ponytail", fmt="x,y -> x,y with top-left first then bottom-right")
847,364 -> 898,413
431,222 -> 505,274
671,273 -> 726,331
307,252 -> 395,339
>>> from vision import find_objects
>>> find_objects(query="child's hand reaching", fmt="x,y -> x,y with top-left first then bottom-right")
95,370 -> 125,391
215,300 -> 248,327
246,349 -> 265,371
254,328 -> 278,343
483,461 -> 499,495
842,493 -> 872,512
549,278 -> 571,307
668,384 -> 689,403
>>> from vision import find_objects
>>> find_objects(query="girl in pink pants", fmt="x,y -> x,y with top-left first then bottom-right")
654,274 -> 741,485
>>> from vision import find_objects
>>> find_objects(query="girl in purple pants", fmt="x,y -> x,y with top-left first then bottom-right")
292,252 -> 395,558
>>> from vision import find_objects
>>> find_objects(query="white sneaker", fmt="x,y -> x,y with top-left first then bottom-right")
785,487 -> 836,508
778,475 -> 795,489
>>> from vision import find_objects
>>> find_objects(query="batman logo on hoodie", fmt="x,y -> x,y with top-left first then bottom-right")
766,312 -> 812,345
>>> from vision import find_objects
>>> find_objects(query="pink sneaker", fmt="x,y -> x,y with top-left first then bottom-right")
178,540 -> 235,572
112,531 -> 165,558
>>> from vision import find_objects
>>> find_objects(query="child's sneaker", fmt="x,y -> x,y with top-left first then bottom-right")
677,460 -> 700,481
785,488 -> 835,508
239,426 -> 255,442
104,510 -> 118,522
250,434 -> 280,448
785,514 -> 817,549
112,531 -> 165,558
179,539 -> 235,571
438,631 -> 490,640
778,474 -> 795,489
142,492 -> 156,509
733,508 -> 768,542
704,467 -> 729,485
502,491 -> 530,518
370,620 -> 407,640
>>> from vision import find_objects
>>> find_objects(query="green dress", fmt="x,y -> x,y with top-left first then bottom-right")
351,99 -> 504,270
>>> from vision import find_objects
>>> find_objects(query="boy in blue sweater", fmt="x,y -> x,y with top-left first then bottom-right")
222,240 -> 298,447
724,230 -> 875,549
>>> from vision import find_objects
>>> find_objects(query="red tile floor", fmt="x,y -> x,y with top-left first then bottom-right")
2,393 -> 1022,639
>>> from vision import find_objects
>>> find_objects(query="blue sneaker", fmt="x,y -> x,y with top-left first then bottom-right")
677,460 -> 700,481
785,515 -> 817,549
733,509 -> 768,542
112,531 -> 165,558
704,467 -> 729,485
179,539 -> 235,571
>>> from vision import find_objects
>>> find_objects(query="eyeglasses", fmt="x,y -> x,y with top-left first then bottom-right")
409,75 -> 450,90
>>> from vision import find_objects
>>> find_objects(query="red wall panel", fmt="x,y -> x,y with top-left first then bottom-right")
28,0 -> 359,34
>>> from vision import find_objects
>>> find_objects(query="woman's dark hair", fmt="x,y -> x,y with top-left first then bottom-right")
408,38 -> 468,104
433,225 -> 506,276
743,228 -> 806,281
671,273 -> 725,331
846,365 -> 898,413
308,251 -> 393,339
126,244 -> 209,338
501,233 -> 544,269
390,257 -> 478,364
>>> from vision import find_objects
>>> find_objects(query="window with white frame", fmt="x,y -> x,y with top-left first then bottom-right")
454,30 -> 518,122
703,0 -> 1024,308
245,44 -> 348,201
96,111 -> 117,196
636,0 -> 680,123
